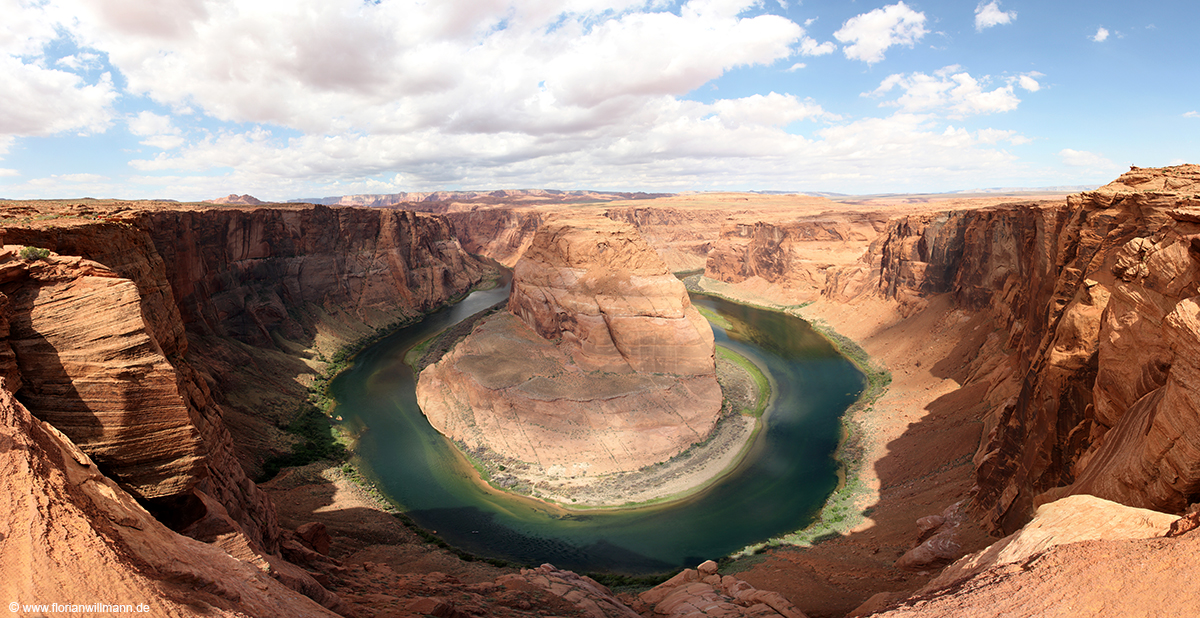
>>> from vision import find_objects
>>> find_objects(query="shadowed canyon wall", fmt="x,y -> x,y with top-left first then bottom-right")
700,165 -> 1200,535
0,204 -> 490,613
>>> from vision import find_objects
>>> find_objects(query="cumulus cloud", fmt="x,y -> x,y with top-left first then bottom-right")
798,36 -> 836,56
61,0 -> 805,134
128,111 -> 185,149
0,56 -> 117,136
1017,74 -> 1042,92
1092,27 -> 1109,42
1,0 -> 1061,198
834,2 -> 927,64
712,92 -> 833,128
868,67 -> 1037,117
974,2 -> 1015,31
0,0 -> 118,138
976,128 -> 1031,145
1059,148 -> 1115,169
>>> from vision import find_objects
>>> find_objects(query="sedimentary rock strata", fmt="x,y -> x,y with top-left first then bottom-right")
2,251 -> 206,500
508,219 -> 716,376
0,367 -> 340,617
0,202 -> 492,614
418,218 -> 721,479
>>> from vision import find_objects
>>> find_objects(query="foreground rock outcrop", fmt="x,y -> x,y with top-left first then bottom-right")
417,218 -> 721,487
863,496 -> 1195,617
0,362 -> 339,616
633,560 -> 809,618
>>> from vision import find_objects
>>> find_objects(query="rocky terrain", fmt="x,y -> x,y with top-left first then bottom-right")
2,166 -> 1199,617
416,218 -> 724,497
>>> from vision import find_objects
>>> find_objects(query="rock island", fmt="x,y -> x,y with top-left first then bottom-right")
415,217 -> 735,504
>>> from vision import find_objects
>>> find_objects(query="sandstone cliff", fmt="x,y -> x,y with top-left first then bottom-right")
698,166 -> 1200,539
0,201 -> 492,615
0,383 -> 340,617
417,218 -> 721,484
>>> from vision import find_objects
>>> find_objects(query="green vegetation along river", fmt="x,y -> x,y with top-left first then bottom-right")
330,281 -> 865,574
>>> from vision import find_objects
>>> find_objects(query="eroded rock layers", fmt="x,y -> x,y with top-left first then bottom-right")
418,218 -> 721,477
0,203 -> 490,614
701,164 -> 1200,534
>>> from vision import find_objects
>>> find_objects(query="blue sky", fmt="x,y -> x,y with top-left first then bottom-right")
1,0 -> 1196,201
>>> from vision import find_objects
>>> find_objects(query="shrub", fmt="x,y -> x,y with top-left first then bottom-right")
19,246 -> 50,261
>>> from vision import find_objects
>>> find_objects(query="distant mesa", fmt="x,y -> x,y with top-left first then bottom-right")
289,189 -> 672,209
205,193 -> 265,205
416,217 -> 722,484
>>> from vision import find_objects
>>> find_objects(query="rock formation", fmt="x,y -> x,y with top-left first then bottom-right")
633,560 -> 809,618
0,333 -> 340,617
417,218 -> 721,481
862,496 -> 1195,617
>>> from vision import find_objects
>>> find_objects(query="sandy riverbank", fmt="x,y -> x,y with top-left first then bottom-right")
689,275 -> 995,617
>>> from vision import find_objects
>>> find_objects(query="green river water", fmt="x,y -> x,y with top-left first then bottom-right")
329,281 -> 864,574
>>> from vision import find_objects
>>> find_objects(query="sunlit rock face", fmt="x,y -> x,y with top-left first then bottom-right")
417,218 -> 721,477
508,218 -> 716,376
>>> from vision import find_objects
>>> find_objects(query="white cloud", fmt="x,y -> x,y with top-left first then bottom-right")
57,173 -> 107,183
1017,74 -> 1042,92
0,168 -> 19,178
1183,111 -> 1199,118
55,52 -> 103,71
0,0 -> 1068,199
0,1 -> 118,138
974,2 -> 1015,31
1092,27 -> 1109,42
798,36 -> 836,56
712,92 -> 833,128
1059,148 -> 1116,169
868,67 -> 1027,117
61,0 -> 804,135
0,56 -> 117,136
976,128 -> 1030,145
128,111 -> 174,137
834,2 -> 927,64
0,0 -> 59,56
786,62 -> 807,72
128,111 -> 185,149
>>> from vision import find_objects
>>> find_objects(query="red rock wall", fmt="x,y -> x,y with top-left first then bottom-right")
700,166 -> 1200,534
445,207 -> 544,267
2,205 -> 492,554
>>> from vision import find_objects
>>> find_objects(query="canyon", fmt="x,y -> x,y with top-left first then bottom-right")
0,165 -> 1198,617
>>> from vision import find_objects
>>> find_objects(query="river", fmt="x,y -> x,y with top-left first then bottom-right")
329,282 -> 865,574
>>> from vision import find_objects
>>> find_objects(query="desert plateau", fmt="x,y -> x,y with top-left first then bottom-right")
0,164 -> 1197,618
